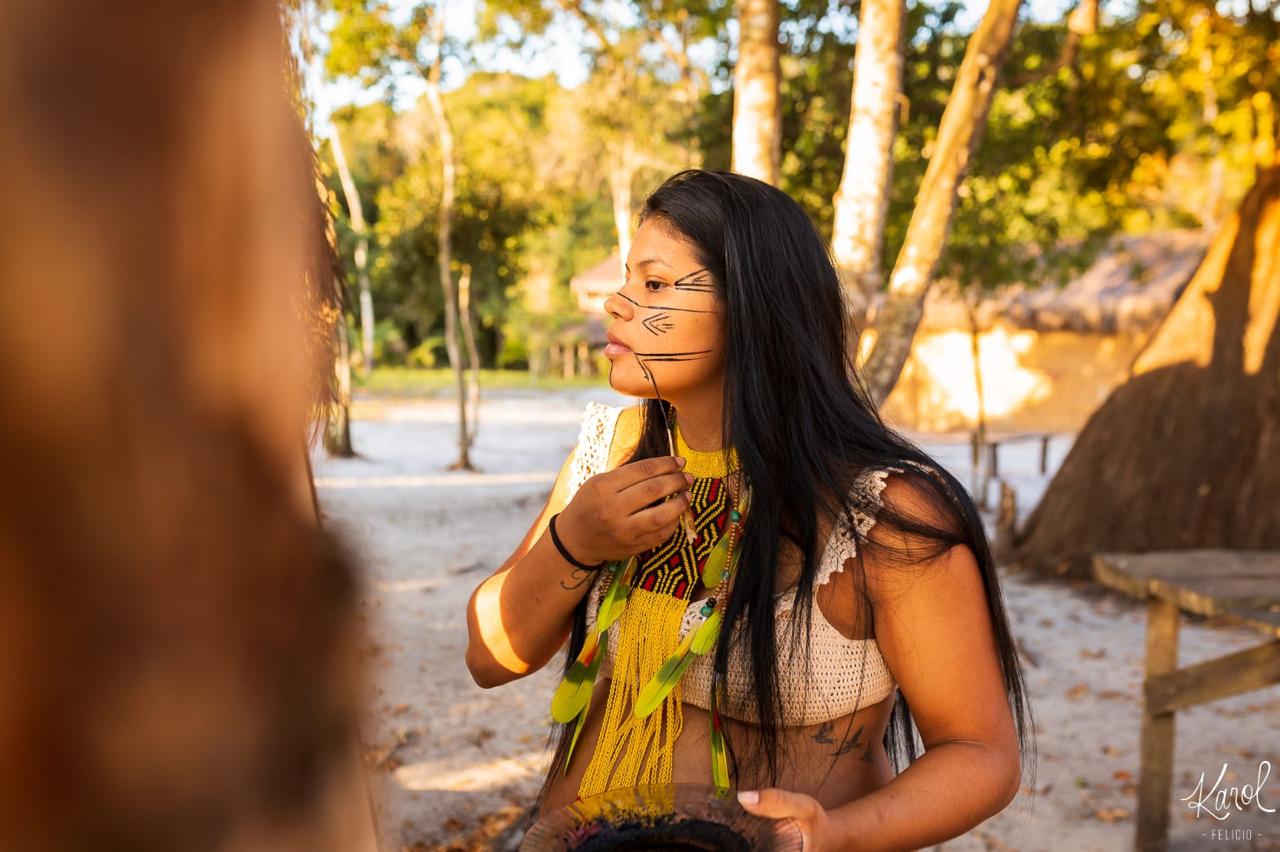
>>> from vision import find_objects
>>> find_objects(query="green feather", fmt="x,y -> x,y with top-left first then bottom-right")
560,646 -> 603,773
710,690 -> 730,790
563,705 -> 588,775
633,623 -> 700,719
549,630 -> 601,723
597,556 -> 636,632
700,534 -> 732,587
690,609 -> 723,655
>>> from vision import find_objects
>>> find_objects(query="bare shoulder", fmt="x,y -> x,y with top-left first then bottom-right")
861,464 -> 970,606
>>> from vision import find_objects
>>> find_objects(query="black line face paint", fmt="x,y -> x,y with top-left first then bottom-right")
619,292 -> 717,315
642,312 -> 676,335
632,349 -> 714,357
608,253 -> 724,408
672,267 -> 716,294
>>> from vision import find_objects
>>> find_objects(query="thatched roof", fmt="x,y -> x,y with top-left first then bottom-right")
902,230 -> 1210,335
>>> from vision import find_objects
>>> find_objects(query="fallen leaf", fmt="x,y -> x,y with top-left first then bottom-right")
1080,648 -> 1107,659
1066,683 -> 1090,700
1113,770 -> 1134,782
1093,807 -> 1130,823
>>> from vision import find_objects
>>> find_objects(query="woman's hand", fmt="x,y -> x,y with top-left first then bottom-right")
738,788 -> 836,852
554,456 -> 693,564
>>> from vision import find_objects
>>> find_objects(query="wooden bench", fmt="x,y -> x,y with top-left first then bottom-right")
1091,550 -> 1280,851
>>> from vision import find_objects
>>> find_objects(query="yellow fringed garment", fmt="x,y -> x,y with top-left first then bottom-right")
577,586 -> 690,798
568,421 -> 741,799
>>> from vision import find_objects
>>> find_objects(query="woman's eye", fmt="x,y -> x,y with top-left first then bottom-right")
644,280 -> 666,293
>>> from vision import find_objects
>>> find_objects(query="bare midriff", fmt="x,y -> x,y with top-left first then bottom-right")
539,672 -> 897,818
539,550 -> 898,818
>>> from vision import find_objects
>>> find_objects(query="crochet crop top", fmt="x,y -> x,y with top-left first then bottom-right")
566,401 -> 901,726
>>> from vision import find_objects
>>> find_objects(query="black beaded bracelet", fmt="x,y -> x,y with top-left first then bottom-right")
548,512 -> 606,571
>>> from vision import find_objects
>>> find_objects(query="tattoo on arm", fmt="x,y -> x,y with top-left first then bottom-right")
559,568 -> 597,591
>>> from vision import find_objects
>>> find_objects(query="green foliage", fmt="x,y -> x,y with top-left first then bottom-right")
312,0 -> 1280,366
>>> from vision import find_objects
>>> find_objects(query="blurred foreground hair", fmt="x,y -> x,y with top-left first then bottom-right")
0,2 -> 369,851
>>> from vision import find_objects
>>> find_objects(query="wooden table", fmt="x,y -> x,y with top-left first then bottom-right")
1092,550 -> 1280,852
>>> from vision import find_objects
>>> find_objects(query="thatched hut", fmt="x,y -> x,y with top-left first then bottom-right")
876,231 -> 1209,434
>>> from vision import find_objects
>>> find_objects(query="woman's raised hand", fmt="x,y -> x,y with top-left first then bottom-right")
554,456 -> 694,564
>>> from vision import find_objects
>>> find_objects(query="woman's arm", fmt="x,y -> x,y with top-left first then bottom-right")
465,409 -> 691,689
828,475 -> 1021,849
464,446 -> 591,688
739,474 -> 1022,850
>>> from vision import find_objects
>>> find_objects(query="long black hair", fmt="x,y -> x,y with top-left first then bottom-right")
535,168 -> 1036,812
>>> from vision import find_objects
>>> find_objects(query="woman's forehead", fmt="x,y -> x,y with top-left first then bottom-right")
628,220 -> 701,271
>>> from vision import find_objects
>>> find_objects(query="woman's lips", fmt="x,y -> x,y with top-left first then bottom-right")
604,342 -> 631,356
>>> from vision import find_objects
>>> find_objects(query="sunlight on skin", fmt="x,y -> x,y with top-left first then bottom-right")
474,571 -> 533,675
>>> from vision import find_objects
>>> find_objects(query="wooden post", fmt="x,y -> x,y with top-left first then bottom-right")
1039,434 -> 1050,475
1136,598 -> 1180,852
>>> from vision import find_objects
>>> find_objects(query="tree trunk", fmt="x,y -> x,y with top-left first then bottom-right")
832,0 -> 905,362
731,0 -> 781,185
458,263 -> 482,451
1199,29 -> 1224,231
608,145 -> 636,276
423,8 -> 472,470
325,307 -> 356,457
1012,166 -> 1280,576
313,157 -> 354,458
327,124 -> 376,376
965,289 -> 989,507
860,0 -> 1024,405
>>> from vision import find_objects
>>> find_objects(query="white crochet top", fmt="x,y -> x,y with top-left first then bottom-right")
568,401 -> 901,726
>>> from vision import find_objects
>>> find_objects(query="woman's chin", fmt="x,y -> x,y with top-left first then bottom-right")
605,365 -> 656,399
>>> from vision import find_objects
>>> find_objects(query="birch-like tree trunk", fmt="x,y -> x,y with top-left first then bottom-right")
731,0 -> 781,185
831,0 -> 906,362
325,304 -> 356,457
312,170 -> 355,458
327,124 -> 376,375
861,0 -> 1024,404
458,263 -> 481,450
609,142 -> 636,276
423,7 -> 472,470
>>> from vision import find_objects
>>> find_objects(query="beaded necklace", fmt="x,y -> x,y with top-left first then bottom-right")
549,415 -> 752,798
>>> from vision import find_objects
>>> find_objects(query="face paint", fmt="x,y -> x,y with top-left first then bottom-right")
602,219 -> 727,401
672,268 -> 716,294
641,313 -> 676,336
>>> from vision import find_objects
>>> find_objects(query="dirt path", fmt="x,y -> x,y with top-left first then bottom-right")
314,391 -> 1279,851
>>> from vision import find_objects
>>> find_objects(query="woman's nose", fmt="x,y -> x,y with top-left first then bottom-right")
603,289 -> 632,322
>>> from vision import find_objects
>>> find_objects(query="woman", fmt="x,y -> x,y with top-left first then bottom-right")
466,169 -> 1036,850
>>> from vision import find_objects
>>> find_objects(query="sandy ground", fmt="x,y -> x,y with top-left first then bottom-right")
313,389 -> 1280,852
